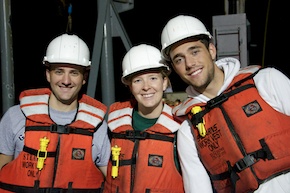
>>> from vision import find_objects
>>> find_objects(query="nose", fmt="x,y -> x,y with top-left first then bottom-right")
61,73 -> 72,86
142,80 -> 151,91
185,55 -> 195,70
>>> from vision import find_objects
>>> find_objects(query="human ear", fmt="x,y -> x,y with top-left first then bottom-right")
208,43 -> 217,61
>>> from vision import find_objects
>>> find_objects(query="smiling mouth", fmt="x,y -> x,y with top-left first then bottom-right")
59,86 -> 73,92
189,68 -> 202,76
142,93 -> 154,98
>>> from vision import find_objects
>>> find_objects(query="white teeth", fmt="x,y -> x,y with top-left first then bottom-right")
192,69 -> 201,75
143,94 -> 153,98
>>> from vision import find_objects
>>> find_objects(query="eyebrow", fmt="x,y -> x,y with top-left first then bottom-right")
172,45 -> 202,60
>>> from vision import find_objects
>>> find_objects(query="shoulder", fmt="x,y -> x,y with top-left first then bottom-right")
254,67 -> 290,113
238,65 -> 261,74
1,105 -> 23,121
80,94 -> 107,111
0,105 -> 25,135
256,67 -> 288,79
254,67 -> 290,88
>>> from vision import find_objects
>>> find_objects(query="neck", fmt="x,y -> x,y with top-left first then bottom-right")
137,102 -> 163,119
49,94 -> 78,112
203,65 -> 224,99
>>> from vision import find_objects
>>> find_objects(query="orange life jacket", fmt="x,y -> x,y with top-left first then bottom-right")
173,66 -> 290,193
103,101 -> 184,193
0,88 -> 107,193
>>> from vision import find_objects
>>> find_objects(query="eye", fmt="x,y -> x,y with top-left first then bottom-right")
71,71 -> 80,76
54,69 -> 63,75
132,78 -> 142,84
191,49 -> 199,56
173,57 -> 185,65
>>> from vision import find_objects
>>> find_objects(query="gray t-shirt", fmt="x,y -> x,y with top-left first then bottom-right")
0,104 -> 110,167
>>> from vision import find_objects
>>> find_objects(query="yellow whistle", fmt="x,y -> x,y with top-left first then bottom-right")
37,137 -> 50,170
111,145 -> 121,178
191,106 -> 206,137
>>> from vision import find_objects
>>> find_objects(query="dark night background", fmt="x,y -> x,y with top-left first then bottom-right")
2,0 -> 289,111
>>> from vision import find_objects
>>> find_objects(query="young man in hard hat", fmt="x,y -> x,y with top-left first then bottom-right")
160,14 -> 290,193
0,33 -> 110,192
103,44 -> 213,193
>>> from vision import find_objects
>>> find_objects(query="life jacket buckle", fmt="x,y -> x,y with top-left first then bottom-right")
207,93 -> 228,108
125,130 -> 147,139
50,124 -> 70,134
235,154 -> 256,171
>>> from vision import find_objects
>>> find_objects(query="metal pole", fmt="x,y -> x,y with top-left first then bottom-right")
101,9 -> 115,107
87,0 -> 110,98
0,0 -> 15,116
87,0 -> 132,105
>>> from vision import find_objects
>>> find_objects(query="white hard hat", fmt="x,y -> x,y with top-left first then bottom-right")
161,15 -> 212,60
43,33 -> 91,67
121,44 -> 170,84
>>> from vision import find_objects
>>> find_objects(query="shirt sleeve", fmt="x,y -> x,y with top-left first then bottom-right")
177,120 -> 214,193
0,105 -> 25,157
92,120 -> 110,167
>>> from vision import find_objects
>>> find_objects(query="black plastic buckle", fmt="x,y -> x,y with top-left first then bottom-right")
125,130 -> 147,139
37,150 -> 47,158
50,124 -> 70,134
207,94 -> 228,108
235,154 -> 256,171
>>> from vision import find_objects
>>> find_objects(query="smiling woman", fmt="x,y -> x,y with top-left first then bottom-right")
103,44 -> 189,193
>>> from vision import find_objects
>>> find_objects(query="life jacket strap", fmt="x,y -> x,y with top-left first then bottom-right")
23,145 -> 57,157
26,125 -> 94,136
112,130 -> 174,142
0,182 -> 102,193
